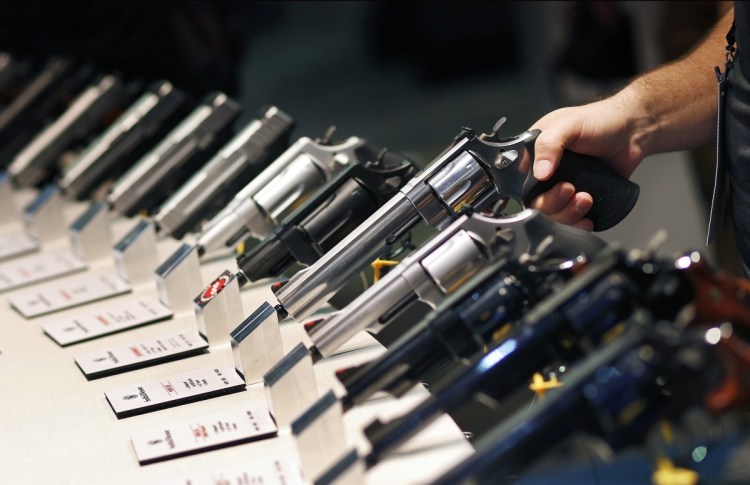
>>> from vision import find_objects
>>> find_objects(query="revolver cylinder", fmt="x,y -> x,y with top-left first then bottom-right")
196,136 -> 378,255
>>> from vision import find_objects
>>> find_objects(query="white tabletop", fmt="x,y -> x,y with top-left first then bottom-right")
0,191 -> 473,485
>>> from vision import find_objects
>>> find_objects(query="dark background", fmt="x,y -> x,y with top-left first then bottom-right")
0,1 -> 687,157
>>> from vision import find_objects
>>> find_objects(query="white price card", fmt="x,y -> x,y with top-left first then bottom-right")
105,366 -> 246,418
131,405 -> 277,464
75,331 -> 207,379
9,269 -> 131,318
171,458 -> 304,485
0,232 -> 38,261
0,249 -> 86,292
43,296 -> 173,346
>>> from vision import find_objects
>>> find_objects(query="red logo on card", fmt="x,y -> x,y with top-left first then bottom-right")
198,272 -> 231,304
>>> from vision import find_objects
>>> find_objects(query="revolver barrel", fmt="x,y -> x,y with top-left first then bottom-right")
107,92 -> 240,216
8,72 -> 126,186
59,80 -> 187,200
0,58 -> 90,167
236,151 -> 417,283
272,135 -> 495,321
153,106 -> 294,239
195,135 -> 382,255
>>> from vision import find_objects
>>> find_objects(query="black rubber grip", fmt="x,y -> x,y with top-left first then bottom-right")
544,221 -> 608,261
522,135 -> 640,231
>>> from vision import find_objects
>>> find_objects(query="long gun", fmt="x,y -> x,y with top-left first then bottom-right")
255,119 -> 639,328
58,80 -> 188,200
107,92 -> 240,216
153,106 -> 295,239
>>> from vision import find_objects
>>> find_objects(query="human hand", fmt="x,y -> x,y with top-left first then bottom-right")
529,98 -> 644,230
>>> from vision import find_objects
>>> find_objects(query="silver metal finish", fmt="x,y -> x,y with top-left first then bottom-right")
60,81 -> 185,198
154,243 -> 203,314
108,93 -> 239,215
426,151 -> 489,211
252,127 -> 610,354
9,74 -> 123,187
272,138 -> 477,321
308,209 -> 604,358
307,214 -> 490,357
195,136 -> 365,254
154,106 -> 294,237
275,193 -> 419,320
225,153 -> 329,243
251,153 -> 327,224
419,229 -> 486,294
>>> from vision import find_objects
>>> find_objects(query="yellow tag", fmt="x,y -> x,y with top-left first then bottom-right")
659,421 -> 674,445
371,259 -> 399,283
528,372 -> 563,398
652,458 -> 699,485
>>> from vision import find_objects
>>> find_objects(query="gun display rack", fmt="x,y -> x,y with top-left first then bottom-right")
0,188 -> 473,484
2,46 -> 750,485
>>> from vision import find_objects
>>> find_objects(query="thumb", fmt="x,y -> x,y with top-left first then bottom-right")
531,108 -> 584,181
532,129 -> 568,181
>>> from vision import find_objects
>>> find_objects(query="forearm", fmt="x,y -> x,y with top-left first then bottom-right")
616,7 -> 734,157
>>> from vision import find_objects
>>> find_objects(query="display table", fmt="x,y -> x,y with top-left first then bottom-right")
0,193 -> 473,484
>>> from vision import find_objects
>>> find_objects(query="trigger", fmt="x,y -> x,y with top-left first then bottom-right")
479,117 -> 507,142
488,197 -> 510,215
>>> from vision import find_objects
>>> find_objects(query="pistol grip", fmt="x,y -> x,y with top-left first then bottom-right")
522,138 -> 639,231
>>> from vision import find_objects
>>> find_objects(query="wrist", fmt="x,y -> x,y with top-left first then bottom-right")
609,84 -> 658,159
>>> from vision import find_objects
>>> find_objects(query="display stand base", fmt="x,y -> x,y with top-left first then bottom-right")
264,343 -> 318,430
130,404 -> 277,465
292,390 -> 349,482
105,366 -> 246,418
75,330 -> 208,379
0,233 -> 38,262
43,296 -> 174,346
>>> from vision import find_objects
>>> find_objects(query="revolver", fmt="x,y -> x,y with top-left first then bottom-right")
107,92 -> 240,216
305,208 -> 606,361
336,252 -> 586,411
235,148 -> 418,283
8,73 -> 135,187
0,58 -> 93,168
195,131 -> 400,256
59,80 -> 188,200
0,52 -> 31,104
430,323 -> 721,485
257,119 -> 639,326
360,248 -> 694,467
153,106 -> 295,239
